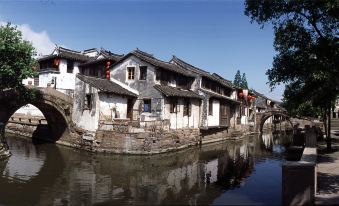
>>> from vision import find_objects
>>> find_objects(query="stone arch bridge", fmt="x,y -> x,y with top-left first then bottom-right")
0,87 -> 75,142
255,109 -> 294,133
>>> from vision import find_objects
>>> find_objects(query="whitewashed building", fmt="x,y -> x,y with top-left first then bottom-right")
109,49 -> 202,129
170,56 -> 241,130
37,46 -> 92,96
73,74 -> 138,132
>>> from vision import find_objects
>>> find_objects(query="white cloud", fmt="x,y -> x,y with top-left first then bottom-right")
0,21 -> 55,56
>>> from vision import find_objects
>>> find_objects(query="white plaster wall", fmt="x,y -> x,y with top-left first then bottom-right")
182,99 -> 200,128
14,104 -> 44,117
207,99 -> 220,126
110,56 -> 156,87
99,93 -> 128,119
39,59 -> 80,91
56,60 -> 79,90
39,73 -> 56,88
22,77 -> 34,86
72,79 -> 100,132
164,98 -> 200,130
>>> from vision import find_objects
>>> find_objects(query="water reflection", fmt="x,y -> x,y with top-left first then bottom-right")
0,132 -> 292,206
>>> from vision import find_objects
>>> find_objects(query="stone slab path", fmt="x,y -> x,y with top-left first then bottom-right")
316,135 -> 339,205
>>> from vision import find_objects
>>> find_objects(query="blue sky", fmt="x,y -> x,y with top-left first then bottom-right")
0,0 -> 284,100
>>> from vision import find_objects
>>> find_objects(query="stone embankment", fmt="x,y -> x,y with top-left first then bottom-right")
4,115 -> 292,155
0,122 -> 11,159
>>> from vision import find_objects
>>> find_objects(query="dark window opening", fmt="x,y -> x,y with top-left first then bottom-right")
127,67 -> 135,80
67,60 -> 74,73
34,77 -> 39,86
208,98 -> 213,115
85,94 -> 92,110
170,99 -> 177,113
183,99 -> 191,116
143,99 -> 151,113
139,66 -> 147,80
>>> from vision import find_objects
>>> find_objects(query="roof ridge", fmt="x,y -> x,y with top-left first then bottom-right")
83,48 -> 98,53
134,48 -> 154,59
171,55 -> 210,75
100,48 -> 124,57
58,46 -> 83,54
211,73 -> 232,83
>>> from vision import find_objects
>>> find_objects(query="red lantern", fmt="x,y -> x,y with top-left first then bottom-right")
54,58 -> 60,66
105,70 -> 110,79
247,95 -> 252,101
106,61 -> 111,67
239,92 -> 243,98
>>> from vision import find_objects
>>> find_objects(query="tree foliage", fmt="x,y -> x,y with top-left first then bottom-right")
234,70 -> 249,89
245,0 -> 339,116
241,73 -> 249,89
245,0 -> 339,149
0,23 -> 37,90
233,70 -> 242,87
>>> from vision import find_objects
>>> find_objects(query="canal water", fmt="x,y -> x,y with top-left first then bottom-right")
0,132 -> 292,206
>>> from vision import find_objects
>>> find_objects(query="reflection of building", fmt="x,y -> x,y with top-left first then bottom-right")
1,133 -> 293,206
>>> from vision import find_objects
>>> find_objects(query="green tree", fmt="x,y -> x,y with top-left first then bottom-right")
0,23 -> 36,90
245,0 -> 339,149
233,70 -> 242,87
241,73 -> 248,89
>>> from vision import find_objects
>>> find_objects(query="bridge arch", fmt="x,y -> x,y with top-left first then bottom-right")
257,111 -> 293,134
0,87 -> 73,142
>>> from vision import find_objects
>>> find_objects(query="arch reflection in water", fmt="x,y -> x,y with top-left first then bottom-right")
0,132 -> 292,206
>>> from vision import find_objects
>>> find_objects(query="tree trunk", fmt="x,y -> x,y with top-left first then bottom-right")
327,103 -> 332,150
323,110 -> 328,141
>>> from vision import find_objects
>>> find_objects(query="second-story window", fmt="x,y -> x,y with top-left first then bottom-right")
127,67 -> 135,80
67,60 -> 74,73
139,66 -> 147,80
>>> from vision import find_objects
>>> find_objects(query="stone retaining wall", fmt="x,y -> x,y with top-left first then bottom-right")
5,115 -> 257,155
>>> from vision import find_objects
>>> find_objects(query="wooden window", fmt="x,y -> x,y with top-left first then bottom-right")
127,67 -> 135,80
208,98 -> 213,115
170,99 -> 177,113
34,76 -> 39,86
139,66 -> 147,80
84,94 -> 92,110
143,99 -> 151,113
67,60 -> 74,73
183,99 -> 191,116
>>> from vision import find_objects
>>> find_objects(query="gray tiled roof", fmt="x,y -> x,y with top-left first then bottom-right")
76,74 -> 137,97
199,88 -> 241,104
79,49 -> 124,67
38,47 -> 92,62
171,56 -> 235,89
154,85 -> 202,99
112,49 -> 196,78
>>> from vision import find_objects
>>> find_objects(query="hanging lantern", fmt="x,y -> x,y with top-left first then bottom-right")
54,58 -> 60,66
239,92 -> 243,98
105,61 -> 111,80
106,70 -> 110,80
247,95 -> 252,101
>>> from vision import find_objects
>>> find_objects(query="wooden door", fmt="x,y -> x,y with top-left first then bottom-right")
127,99 -> 134,120
220,103 -> 230,126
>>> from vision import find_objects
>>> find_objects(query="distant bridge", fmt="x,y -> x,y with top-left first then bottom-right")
255,109 -> 293,133
0,87 -> 74,142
